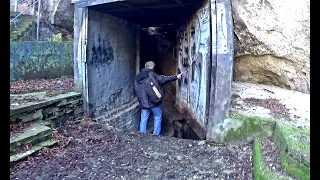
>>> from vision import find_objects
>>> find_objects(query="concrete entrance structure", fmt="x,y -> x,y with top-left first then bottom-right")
72,0 -> 234,140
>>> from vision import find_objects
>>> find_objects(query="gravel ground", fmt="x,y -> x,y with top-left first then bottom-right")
260,137 -> 296,179
10,121 -> 254,180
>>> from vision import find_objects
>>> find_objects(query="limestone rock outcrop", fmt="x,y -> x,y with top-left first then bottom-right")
231,0 -> 310,93
41,0 -> 74,39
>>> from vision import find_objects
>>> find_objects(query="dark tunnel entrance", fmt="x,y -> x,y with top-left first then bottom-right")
78,0 -> 210,140
140,25 -> 200,140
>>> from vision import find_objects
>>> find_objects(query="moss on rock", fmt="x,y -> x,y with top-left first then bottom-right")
273,122 -> 310,180
209,114 -> 276,143
253,138 -> 292,180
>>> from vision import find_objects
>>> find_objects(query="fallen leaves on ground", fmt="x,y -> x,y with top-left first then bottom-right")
11,121 -> 254,180
10,96 -> 44,105
243,97 -> 290,119
10,121 -> 33,134
10,144 -> 32,156
10,77 -> 74,94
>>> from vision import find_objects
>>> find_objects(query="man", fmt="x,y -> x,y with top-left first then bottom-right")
134,61 -> 182,135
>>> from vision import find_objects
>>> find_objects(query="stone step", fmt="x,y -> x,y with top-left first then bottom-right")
10,122 -> 52,152
273,122 -> 310,180
10,139 -> 58,163
36,120 -> 54,129
253,138 -> 296,180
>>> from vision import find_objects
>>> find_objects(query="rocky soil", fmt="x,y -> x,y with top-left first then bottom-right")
10,121 -> 254,180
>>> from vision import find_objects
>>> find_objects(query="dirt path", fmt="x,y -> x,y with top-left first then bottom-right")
11,121 -> 253,180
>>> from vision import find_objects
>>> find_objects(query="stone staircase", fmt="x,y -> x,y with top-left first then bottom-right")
10,121 -> 58,163
10,92 -> 83,164
10,11 -> 35,41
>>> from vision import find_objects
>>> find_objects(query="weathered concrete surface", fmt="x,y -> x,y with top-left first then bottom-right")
207,0 -> 234,139
231,0 -> 310,93
86,10 -> 138,122
209,115 -> 275,143
95,99 -> 140,131
73,7 -> 87,92
75,0 -> 124,8
176,0 -> 211,131
10,42 -> 74,81
230,81 -> 310,127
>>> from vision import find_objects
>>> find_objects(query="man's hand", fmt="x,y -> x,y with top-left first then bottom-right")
177,73 -> 182,79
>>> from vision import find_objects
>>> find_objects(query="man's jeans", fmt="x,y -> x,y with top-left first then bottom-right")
139,106 -> 162,135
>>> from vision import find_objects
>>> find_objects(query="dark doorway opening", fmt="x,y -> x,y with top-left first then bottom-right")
86,0 -> 205,140
140,26 -> 200,140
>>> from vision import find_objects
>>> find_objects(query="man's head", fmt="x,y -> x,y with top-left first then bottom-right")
145,61 -> 155,70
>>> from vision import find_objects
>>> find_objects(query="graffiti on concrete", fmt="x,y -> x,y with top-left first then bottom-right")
86,10 -> 137,117
90,33 -> 114,67
176,1 -> 210,128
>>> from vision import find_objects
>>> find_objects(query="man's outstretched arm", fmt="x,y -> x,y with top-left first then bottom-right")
154,72 -> 182,84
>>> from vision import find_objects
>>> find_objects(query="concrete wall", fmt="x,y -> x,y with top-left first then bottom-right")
10,41 -> 74,81
206,0 -> 234,139
86,9 -> 138,120
73,7 -> 87,93
176,0 -> 211,131
95,101 -> 140,131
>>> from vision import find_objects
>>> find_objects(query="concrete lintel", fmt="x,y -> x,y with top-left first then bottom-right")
75,0 -> 124,8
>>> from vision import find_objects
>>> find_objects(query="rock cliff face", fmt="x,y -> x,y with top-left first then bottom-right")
231,0 -> 310,93
41,0 -> 74,40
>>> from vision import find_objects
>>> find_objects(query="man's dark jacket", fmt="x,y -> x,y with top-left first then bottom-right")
134,68 -> 177,109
